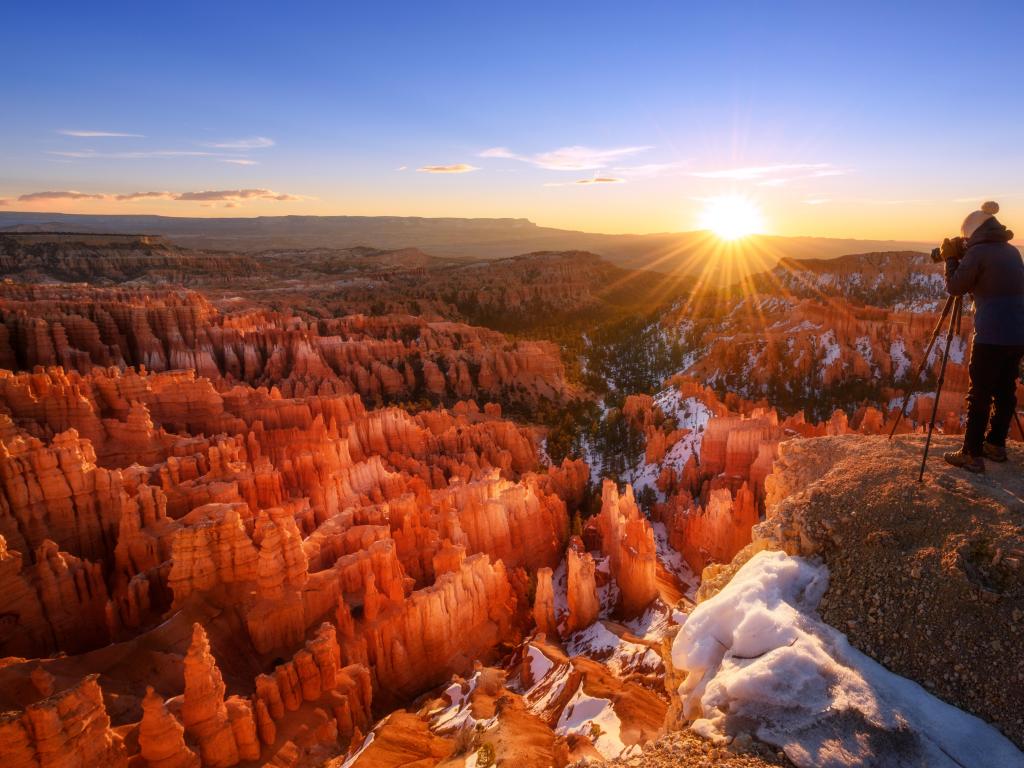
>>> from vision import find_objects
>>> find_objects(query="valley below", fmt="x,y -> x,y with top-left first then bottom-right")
0,230 -> 1021,768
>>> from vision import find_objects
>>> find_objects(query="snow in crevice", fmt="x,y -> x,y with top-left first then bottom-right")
523,657 -> 573,716
623,598 -> 681,642
551,559 -> 568,624
817,330 -> 842,370
429,672 -> 498,734
565,621 -> 663,677
340,728 -> 377,767
627,390 -> 713,499
671,550 -> 1024,768
890,338 -> 912,379
594,554 -> 621,616
555,681 -> 642,760
652,521 -> 698,601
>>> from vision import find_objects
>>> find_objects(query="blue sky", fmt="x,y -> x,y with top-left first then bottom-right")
2,1 -> 1022,238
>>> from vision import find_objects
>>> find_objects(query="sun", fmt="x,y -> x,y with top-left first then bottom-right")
698,195 -> 766,241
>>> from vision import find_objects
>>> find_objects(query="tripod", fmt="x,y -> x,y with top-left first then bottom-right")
888,294 -> 1024,481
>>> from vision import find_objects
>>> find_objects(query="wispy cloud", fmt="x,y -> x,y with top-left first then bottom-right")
17,188 -> 301,203
481,144 -> 651,171
175,188 -> 300,201
206,136 -> 275,150
114,191 -> 175,201
417,163 -> 479,174
544,176 -> 625,187
0,198 -> 11,206
396,165 -> 408,171
18,190 -> 107,201
58,129 -> 143,138
220,158 -> 258,166
48,149 -> 221,159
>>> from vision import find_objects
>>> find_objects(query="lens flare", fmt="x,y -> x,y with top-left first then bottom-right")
698,195 -> 766,240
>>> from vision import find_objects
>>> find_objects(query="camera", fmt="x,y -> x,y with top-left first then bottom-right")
930,236 -> 966,263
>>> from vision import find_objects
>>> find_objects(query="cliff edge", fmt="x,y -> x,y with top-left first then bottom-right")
702,434 -> 1023,750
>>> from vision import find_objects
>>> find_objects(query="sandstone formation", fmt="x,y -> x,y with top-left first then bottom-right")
565,541 -> 600,634
0,283 -> 572,405
532,565 -> 558,637
0,675 -> 128,767
595,481 -> 657,617
139,686 -> 201,768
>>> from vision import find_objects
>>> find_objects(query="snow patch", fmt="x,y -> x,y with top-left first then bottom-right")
890,338 -> 912,379
340,730 -> 376,768
652,521 -> 697,600
429,673 -> 497,733
565,622 -> 663,677
671,550 -> 1024,768
524,658 -> 572,715
556,681 -> 641,760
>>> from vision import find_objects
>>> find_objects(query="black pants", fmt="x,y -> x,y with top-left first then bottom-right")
963,341 -> 1024,455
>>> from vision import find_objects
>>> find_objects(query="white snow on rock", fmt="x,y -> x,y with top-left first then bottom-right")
652,520 -> 697,600
890,338 -> 912,379
629,390 -> 713,498
565,621 -> 663,677
624,599 -> 682,642
671,549 -> 1024,768
524,658 -> 572,715
525,643 -> 555,687
556,681 -> 641,760
817,330 -> 842,369
593,554 -> 621,616
340,729 -> 376,767
429,673 -> 497,733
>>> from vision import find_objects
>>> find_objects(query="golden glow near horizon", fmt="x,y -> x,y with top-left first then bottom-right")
697,195 -> 767,241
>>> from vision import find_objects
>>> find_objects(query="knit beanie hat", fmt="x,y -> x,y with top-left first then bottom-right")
961,201 -> 1000,238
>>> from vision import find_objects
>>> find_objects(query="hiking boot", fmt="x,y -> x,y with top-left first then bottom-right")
982,442 -> 1008,462
943,449 -> 985,473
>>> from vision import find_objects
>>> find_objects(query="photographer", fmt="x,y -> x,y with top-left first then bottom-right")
943,202 -> 1024,473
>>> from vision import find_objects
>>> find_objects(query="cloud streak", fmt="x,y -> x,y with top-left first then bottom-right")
221,158 -> 258,166
114,191 -> 175,201
544,176 -> 625,187
48,149 -> 222,159
16,188 -> 301,204
417,164 -> 479,174
206,136 -> 275,150
175,188 -> 300,201
58,129 -> 143,138
481,144 -> 651,171
18,190 -> 107,201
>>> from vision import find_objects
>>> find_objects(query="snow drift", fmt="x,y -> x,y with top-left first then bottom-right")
671,549 -> 1024,768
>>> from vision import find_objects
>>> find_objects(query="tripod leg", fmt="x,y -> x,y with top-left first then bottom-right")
889,295 -> 956,439
919,297 -> 961,481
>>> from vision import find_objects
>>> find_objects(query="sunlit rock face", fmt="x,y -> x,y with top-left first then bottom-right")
0,283 -> 574,404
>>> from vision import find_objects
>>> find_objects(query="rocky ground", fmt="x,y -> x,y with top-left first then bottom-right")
756,434 -> 1024,748
597,728 -> 793,768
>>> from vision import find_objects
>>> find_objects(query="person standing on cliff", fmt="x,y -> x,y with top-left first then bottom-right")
943,201 -> 1024,472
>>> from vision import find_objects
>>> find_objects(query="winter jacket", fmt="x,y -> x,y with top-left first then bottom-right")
945,217 -> 1024,345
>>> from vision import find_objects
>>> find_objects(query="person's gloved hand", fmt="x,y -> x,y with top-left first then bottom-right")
941,237 -> 962,278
